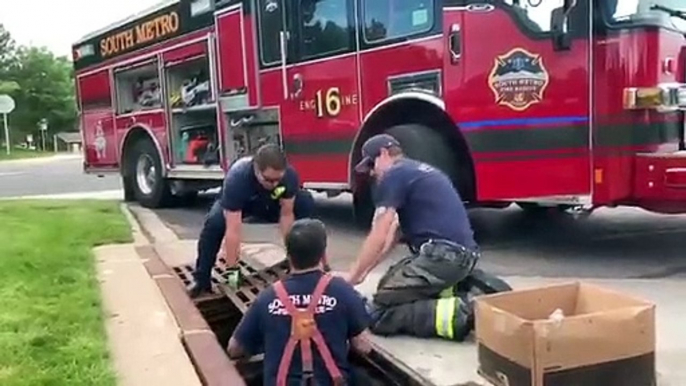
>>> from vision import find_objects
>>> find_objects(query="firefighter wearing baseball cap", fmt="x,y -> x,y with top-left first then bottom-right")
344,133 -> 480,341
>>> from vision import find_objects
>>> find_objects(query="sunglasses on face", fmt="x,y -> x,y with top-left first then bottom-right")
258,172 -> 282,184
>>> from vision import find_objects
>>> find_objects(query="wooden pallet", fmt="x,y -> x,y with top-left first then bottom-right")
172,258 -> 291,312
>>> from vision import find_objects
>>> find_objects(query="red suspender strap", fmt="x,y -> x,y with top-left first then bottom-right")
274,280 -> 299,386
273,274 -> 344,386
304,275 -> 343,384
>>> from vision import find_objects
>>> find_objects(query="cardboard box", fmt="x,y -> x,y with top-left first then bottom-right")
475,282 -> 656,386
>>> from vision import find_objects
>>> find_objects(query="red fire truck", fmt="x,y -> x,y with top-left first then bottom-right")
73,0 -> 686,225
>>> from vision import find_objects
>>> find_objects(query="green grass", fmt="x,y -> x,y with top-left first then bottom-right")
0,148 -> 52,161
0,200 -> 132,386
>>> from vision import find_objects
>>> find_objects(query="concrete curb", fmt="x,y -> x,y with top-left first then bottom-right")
122,204 -> 246,386
0,153 -> 82,165
0,190 -> 124,201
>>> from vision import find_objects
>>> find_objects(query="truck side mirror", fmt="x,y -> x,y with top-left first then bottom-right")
551,6 -> 571,51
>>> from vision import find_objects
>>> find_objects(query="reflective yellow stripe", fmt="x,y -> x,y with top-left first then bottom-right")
435,297 -> 458,339
439,287 -> 453,298
446,298 -> 456,339
435,298 -> 445,338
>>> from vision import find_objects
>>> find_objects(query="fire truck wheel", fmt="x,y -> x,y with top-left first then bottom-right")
517,202 -> 571,215
385,124 -> 459,185
122,176 -> 136,202
353,182 -> 375,229
128,139 -> 173,208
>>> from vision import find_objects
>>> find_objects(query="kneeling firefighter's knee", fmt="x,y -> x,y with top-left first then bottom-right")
434,296 -> 473,342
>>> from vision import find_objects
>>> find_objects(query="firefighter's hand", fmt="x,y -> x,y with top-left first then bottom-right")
341,272 -> 364,286
217,250 -> 236,269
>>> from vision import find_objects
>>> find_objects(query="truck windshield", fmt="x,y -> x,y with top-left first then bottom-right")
603,0 -> 686,31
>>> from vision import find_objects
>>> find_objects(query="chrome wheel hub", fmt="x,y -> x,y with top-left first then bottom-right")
135,154 -> 156,195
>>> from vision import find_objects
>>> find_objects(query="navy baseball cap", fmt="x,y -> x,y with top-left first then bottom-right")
354,134 -> 401,173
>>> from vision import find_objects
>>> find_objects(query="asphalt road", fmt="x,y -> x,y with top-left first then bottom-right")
0,155 -> 121,197
4,155 -> 684,280
154,192 -> 686,280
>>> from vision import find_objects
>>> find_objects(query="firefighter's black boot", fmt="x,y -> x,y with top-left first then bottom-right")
188,284 -> 214,299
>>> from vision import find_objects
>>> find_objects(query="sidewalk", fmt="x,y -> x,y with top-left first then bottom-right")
96,204 -> 201,386
127,204 -> 686,386
356,273 -> 686,386
96,244 -> 201,386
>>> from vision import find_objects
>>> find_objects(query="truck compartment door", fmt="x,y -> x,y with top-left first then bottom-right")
215,4 -> 259,108
77,70 -> 118,169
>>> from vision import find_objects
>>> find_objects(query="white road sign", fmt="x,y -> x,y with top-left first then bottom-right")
0,94 -> 15,114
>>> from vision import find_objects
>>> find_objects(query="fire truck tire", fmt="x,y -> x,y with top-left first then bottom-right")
385,124 -> 459,186
517,202 -> 571,215
127,139 -> 173,208
122,176 -> 136,202
353,182 -> 375,229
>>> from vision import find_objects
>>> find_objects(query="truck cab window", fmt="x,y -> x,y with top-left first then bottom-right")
298,0 -> 351,59
258,0 -> 285,65
503,0 -> 564,32
362,0 -> 435,43
603,0 -> 686,31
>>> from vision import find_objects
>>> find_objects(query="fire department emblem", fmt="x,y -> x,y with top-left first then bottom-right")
488,48 -> 549,111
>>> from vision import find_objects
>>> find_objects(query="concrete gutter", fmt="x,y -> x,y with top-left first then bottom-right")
121,204 -> 246,386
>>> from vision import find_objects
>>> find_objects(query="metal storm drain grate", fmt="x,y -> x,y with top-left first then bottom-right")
172,258 -> 291,312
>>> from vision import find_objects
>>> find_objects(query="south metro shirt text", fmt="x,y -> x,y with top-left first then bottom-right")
233,271 -> 371,385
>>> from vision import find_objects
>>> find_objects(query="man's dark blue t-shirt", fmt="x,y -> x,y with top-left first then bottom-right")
220,156 -> 299,216
233,271 -> 370,385
374,158 -> 476,250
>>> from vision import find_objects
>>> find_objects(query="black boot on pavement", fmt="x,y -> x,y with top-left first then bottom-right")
188,284 -> 214,299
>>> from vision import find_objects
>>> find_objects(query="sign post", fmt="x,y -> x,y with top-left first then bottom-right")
38,118 -> 48,152
0,95 -> 16,155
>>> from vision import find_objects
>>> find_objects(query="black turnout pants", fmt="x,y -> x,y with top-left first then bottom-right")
369,239 -> 480,341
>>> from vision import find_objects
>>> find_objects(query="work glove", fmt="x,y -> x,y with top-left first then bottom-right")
224,267 -> 242,289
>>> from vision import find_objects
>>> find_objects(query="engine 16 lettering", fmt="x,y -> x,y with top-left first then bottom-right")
300,87 -> 358,118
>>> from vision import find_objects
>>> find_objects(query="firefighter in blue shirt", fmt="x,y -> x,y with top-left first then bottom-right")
189,144 -> 316,298
345,133 -> 508,341
227,218 -> 372,385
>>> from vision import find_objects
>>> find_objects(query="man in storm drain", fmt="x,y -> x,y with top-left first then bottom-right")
227,218 -> 372,385
345,133 -> 510,341
188,144 -> 317,298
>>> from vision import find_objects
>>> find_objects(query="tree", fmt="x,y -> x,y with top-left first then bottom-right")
5,46 -> 77,142
0,24 -> 19,95
0,24 -> 77,148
